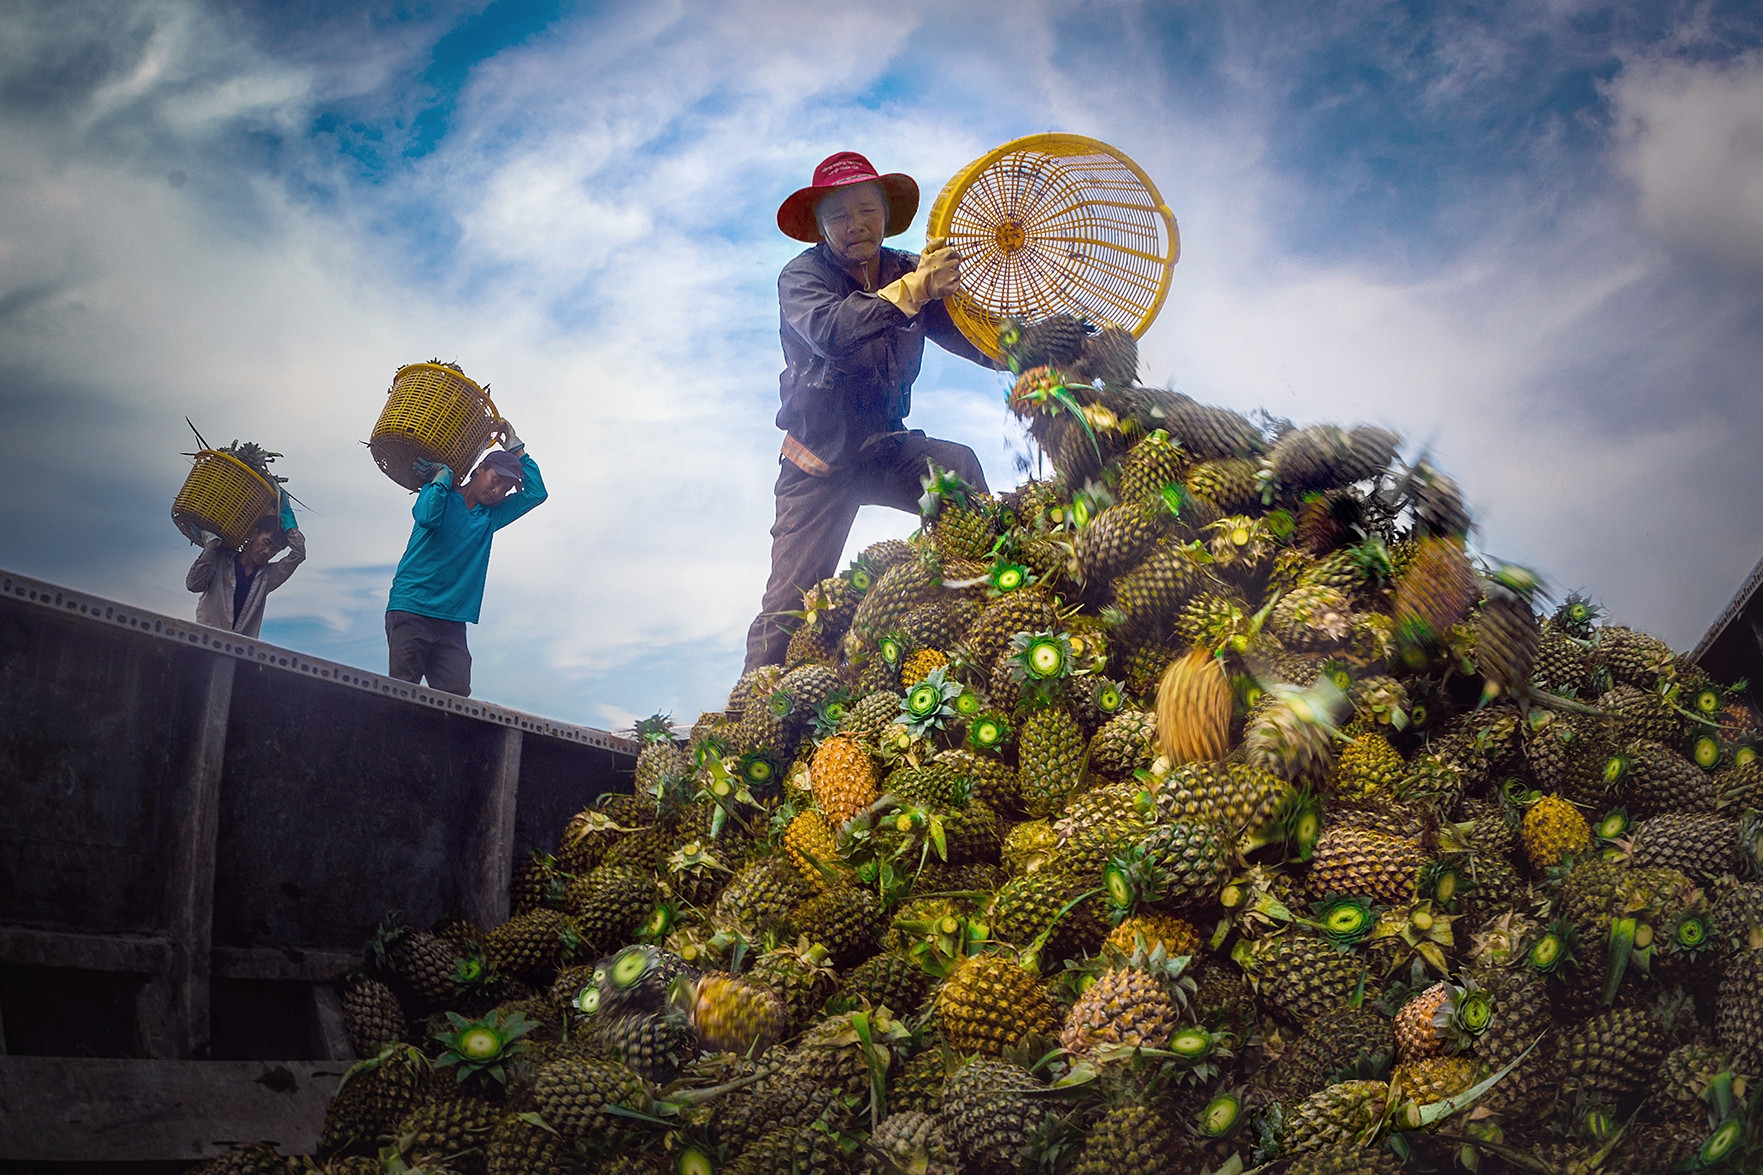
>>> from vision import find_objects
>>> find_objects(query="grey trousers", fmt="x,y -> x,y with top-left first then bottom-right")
743,431 -> 988,672
386,610 -> 472,696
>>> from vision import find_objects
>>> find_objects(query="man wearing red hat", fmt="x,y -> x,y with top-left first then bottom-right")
744,151 -> 998,671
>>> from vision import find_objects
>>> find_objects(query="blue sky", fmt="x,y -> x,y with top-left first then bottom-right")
2,0 -> 1761,732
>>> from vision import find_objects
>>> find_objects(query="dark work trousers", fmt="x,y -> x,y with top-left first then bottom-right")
743,431 -> 988,672
386,610 -> 473,696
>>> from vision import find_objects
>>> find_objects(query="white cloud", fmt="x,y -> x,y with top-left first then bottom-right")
1611,50 -> 1763,280
2,0 -> 1760,730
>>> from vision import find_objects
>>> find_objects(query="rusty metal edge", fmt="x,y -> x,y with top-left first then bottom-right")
0,568 -> 638,757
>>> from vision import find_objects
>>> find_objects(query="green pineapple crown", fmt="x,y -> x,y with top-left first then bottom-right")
631,712 -> 677,744
987,558 -> 1033,596
1430,976 -> 1494,1049
810,692 -> 852,738
966,709 -> 1012,753
1524,918 -> 1580,977
434,1007 -> 534,1088
899,667 -> 962,738
918,463 -> 978,519
1008,629 -> 1075,688
1552,591 -> 1603,639
1310,893 -> 1379,948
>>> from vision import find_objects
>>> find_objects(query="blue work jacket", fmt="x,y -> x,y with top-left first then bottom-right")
386,453 -> 547,623
776,243 -> 997,473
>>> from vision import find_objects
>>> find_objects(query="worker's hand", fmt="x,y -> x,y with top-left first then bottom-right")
499,422 -> 524,454
412,458 -> 448,484
285,528 -> 306,557
916,242 -> 964,300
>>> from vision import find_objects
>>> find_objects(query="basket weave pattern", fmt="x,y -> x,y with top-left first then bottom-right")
927,133 -> 1179,361
172,451 -> 279,548
370,363 -> 501,491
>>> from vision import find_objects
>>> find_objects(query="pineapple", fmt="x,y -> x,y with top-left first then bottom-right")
1306,826 -> 1426,905
1154,647 -> 1232,763
1105,913 -> 1204,959
565,864 -> 660,956
1185,456 -> 1263,514
483,908 -> 579,983
395,1097 -> 497,1170
809,733 -> 879,822
688,973 -> 789,1057
851,555 -> 941,644
1714,947 -> 1763,1074
1561,1006 -> 1668,1101
340,974 -> 406,1058
829,950 -> 929,1015
1070,1104 -> 1179,1172
1599,683 -> 1681,745
1281,1079 -> 1389,1155
1595,625 -> 1676,689
1391,1055 -> 1482,1103
1624,740 -> 1718,815
1016,705 -> 1085,818
1074,500 -> 1170,582
532,1056 -> 647,1143
1087,708 -> 1158,779
840,690 -> 904,740
1279,1004 -> 1396,1095
796,885 -> 883,967
1630,812 -> 1751,879
1059,963 -> 1181,1053
936,953 -> 1060,1054
782,809 -> 842,890
864,1110 -> 961,1175
1520,794 -> 1591,872
1329,729 -> 1405,800
485,1111 -> 578,1175
1269,584 -> 1354,650
1237,932 -> 1369,1023
1117,431 -> 1186,503
965,587 -> 1060,668
1391,535 -> 1477,643
937,1056 -> 1054,1171
747,938 -> 839,1032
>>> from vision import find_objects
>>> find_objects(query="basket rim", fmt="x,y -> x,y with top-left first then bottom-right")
926,132 -> 1180,361
389,362 -> 503,424
187,448 -> 281,499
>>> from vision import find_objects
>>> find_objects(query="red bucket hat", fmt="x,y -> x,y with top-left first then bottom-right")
776,151 -> 920,243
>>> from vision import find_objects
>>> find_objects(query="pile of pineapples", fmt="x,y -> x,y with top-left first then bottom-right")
197,318 -> 1763,1175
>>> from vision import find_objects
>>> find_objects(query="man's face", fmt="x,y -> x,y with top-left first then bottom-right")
817,182 -> 888,266
467,466 -> 518,504
242,530 -> 280,566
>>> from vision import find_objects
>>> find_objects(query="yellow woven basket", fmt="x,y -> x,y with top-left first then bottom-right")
172,450 -> 280,548
370,363 -> 503,491
926,132 -> 1180,362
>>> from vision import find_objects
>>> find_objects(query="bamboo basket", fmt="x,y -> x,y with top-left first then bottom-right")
172,451 -> 281,548
370,363 -> 503,491
926,133 -> 1179,362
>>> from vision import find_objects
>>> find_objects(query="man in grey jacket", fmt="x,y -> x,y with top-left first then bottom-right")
186,515 -> 306,637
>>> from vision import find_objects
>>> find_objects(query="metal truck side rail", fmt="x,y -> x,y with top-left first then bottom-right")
0,569 -> 636,1164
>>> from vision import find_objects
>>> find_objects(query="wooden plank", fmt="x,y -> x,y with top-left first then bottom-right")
0,1056 -> 339,1161
211,946 -> 358,984
0,926 -> 171,973
138,652 -> 234,1060
463,725 -> 523,929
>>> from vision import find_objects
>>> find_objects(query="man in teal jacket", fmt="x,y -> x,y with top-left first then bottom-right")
386,425 -> 546,696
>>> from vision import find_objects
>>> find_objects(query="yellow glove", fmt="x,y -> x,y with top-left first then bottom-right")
878,238 -> 963,317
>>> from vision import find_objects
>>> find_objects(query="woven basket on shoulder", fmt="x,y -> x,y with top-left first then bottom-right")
370,363 -> 503,491
172,450 -> 280,548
